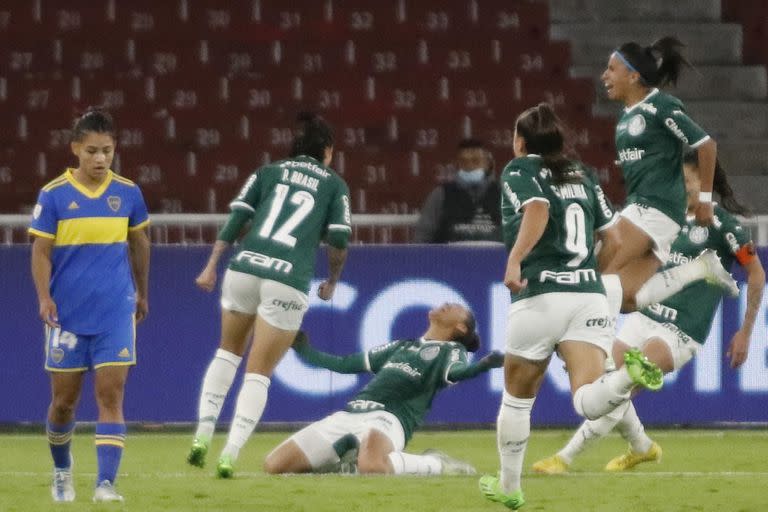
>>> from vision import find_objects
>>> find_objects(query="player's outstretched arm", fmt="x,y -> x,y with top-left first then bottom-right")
728,255 -> 765,368
446,351 -> 505,383
292,331 -> 367,374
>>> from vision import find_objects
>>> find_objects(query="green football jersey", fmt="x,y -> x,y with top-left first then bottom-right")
345,339 -> 468,442
615,88 -> 710,225
641,205 -> 753,343
227,156 -> 351,293
500,155 -> 616,301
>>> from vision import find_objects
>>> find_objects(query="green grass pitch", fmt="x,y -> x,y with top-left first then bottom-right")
1,429 -> 765,511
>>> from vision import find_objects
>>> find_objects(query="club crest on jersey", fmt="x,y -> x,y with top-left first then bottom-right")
107,196 -> 121,212
419,345 -> 440,361
688,226 -> 708,244
51,347 -> 65,363
627,114 -> 646,136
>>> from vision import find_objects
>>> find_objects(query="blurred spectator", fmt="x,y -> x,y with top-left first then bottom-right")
414,139 -> 501,243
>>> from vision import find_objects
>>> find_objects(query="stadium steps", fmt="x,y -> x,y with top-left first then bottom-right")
549,0 -> 721,23
550,22 -> 743,66
548,0 -> 768,211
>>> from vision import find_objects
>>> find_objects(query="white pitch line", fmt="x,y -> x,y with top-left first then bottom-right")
1,471 -> 768,479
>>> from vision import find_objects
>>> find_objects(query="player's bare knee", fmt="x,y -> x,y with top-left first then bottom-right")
95,389 -> 123,413
50,398 -> 76,421
356,453 -> 388,474
262,454 -> 285,474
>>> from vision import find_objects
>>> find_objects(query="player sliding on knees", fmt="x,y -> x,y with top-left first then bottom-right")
532,152 -> 764,475
479,104 -> 666,511
263,303 -> 503,476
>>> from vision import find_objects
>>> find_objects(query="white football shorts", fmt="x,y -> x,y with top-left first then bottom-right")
617,312 -> 701,370
505,292 -> 613,361
220,269 -> 308,331
289,410 -> 406,470
620,203 -> 681,264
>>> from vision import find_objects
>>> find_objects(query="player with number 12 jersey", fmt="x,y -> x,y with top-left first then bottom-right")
187,114 -> 352,478
228,154 -> 351,293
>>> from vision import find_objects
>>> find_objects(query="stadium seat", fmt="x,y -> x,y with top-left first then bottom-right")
0,39 -> 61,74
73,74 -> 153,112
117,145 -> 208,212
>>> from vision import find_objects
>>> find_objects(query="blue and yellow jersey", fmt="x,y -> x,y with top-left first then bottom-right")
29,169 -> 149,334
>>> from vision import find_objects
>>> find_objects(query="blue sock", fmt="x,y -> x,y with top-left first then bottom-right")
95,423 -> 126,484
46,420 -> 75,469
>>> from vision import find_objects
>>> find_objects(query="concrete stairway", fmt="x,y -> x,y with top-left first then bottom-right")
549,0 -> 768,212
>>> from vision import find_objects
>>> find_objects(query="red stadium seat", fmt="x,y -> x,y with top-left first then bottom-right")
0,39 -> 60,74
0,143 -> 52,212
150,74 -> 226,111
117,145 -> 208,212
74,74 -> 154,112
58,37 -> 134,73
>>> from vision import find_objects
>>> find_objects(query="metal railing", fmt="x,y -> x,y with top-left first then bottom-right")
2,213 -> 767,245
0,213 -> 420,245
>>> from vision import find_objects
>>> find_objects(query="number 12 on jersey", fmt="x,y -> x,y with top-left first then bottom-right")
259,183 -> 315,247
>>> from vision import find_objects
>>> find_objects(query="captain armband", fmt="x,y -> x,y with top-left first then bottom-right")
735,242 -> 757,266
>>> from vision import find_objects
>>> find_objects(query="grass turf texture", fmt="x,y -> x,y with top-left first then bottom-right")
0,430 -> 765,511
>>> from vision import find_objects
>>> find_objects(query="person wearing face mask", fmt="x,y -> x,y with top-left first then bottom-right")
413,138 -> 501,243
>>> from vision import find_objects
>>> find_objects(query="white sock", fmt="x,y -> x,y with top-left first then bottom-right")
221,373 -> 271,461
497,392 -> 535,494
634,259 -> 706,309
615,401 -> 653,453
572,369 -> 634,420
558,401 -> 629,464
387,452 -> 442,475
194,349 -> 242,441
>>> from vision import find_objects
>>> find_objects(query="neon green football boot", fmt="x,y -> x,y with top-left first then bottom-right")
479,474 -> 525,509
624,348 -> 664,391
216,455 -> 235,479
186,438 -> 209,468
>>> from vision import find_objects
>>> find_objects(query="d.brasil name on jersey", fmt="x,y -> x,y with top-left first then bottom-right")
227,156 -> 351,293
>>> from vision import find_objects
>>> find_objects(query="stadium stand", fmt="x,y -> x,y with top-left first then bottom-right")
1,0 -> 766,244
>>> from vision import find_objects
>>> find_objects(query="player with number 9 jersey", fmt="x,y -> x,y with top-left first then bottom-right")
501,156 -> 616,302
187,113 -> 352,478
482,105 -> 664,511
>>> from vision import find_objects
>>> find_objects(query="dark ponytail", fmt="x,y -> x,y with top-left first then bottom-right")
515,103 -> 579,185
616,36 -> 691,87
684,151 -> 750,216
71,106 -> 115,142
453,310 -> 480,353
289,111 -> 334,162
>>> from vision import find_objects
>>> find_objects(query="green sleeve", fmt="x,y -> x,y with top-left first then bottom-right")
217,209 -> 252,243
325,182 -> 352,249
294,341 -> 367,374
446,351 -> 504,383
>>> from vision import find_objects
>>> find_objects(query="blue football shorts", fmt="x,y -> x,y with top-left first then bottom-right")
44,314 -> 136,371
